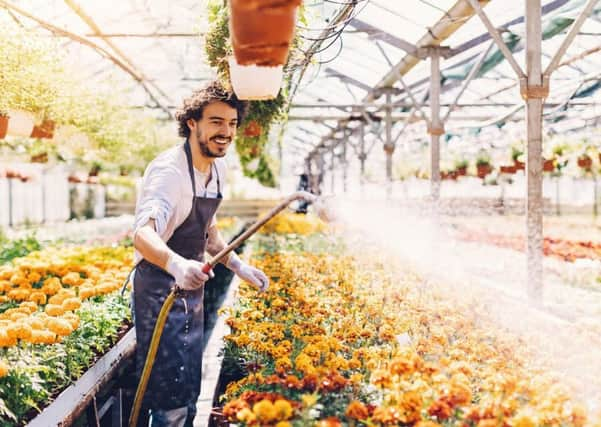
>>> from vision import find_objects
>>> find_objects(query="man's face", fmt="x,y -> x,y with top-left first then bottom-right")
190,101 -> 238,158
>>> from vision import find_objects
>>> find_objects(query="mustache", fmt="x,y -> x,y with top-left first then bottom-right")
209,135 -> 232,142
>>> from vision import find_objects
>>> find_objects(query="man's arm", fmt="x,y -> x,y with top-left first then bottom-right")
134,219 -> 209,289
206,224 -> 269,291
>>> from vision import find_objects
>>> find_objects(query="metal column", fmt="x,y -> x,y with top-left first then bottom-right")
525,0 -> 544,301
384,90 -> 394,197
359,123 -> 366,187
429,51 -> 442,200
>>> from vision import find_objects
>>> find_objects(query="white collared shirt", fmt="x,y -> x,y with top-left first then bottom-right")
133,144 -> 226,263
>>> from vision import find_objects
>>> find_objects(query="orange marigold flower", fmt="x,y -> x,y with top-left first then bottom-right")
222,399 -> 249,421
476,420 -> 499,427
45,304 -> 65,317
61,271 -> 83,286
428,399 -> 453,420
0,360 -> 9,377
315,417 -> 342,427
345,401 -> 369,420
47,317 -> 74,336
415,422 -> 443,427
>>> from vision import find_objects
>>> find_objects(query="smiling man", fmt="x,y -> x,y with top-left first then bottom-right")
132,81 -> 269,427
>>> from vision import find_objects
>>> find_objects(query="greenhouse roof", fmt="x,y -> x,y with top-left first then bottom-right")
2,0 -> 601,175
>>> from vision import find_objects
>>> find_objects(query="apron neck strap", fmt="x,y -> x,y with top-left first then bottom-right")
184,140 -> 197,197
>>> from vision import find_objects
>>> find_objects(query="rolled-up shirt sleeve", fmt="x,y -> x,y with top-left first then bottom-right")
133,165 -> 182,238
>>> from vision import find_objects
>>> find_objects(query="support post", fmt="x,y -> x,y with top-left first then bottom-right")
384,90 -> 394,197
525,0 -> 545,301
330,148 -> 335,193
359,123 -> 366,187
429,51 -> 443,201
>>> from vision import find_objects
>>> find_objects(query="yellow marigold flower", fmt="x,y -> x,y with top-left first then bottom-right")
415,422 -> 442,427
275,422 -> 291,427
45,304 -> 65,317
19,301 -> 37,313
7,289 -> 29,301
79,286 -> 96,300
47,317 -> 74,336
28,329 -> 57,344
511,412 -> 538,427
236,407 -> 256,423
273,399 -> 293,420
252,399 -> 277,423
63,313 -> 80,330
301,393 -> 318,408
42,277 -> 62,295
9,312 -> 27,322
0,360 -> 9,377
27,317 -> 44,330
28,291 -> 47,305
62,297 -> 82,311
62,272 -> 83,287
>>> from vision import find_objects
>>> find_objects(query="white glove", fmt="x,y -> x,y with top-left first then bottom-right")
165,253 -> 212,290
229,257 -> 269,292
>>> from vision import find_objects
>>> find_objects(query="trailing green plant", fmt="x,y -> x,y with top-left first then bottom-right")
204,0 -> 300,187
0,235 -> 41,265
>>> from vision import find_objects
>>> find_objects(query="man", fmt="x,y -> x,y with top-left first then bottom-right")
132,81 -> 269,427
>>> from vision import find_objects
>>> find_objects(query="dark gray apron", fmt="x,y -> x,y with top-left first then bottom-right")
133,140 -> 222,411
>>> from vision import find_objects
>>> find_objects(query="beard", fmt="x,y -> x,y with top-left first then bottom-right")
196,127 -> 229,158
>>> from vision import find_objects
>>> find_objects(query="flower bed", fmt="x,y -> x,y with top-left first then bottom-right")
0,244 -> 133,425
217,214 -> 596,426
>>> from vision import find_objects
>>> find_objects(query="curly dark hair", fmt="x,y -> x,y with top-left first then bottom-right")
175,80 -> 247,138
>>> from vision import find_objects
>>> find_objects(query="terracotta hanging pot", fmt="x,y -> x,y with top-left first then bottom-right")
577,155 -> 592,170
0,115 -> 8,139
514,160 -> 525,171
543,158 -> 555,172
500,165 -> 517,174
229,0 -> 300,66
31,119 -> 55,139
476,164 -> 492,179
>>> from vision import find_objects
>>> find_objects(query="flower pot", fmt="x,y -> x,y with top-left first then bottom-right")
577,156 -> 592,170
0,115 -> 8,139
456,166 -> 467,177
229,0 -> 300,66
31,119 -> 55,139
543,158 -> 555,172
243,120 -> 262,137
514,160 -> 525,171
30,152 -> 48,163
6,111 -> 35,137
476,164 -> 492,179
228,58 -> 283,100
500,165 -> 517,174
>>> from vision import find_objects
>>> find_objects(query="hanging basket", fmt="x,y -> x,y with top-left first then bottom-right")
500,165 -> 517,174
31,119 -> 55,139
513,160 -> 525,171
229,0 -> 300,66
228,57 -> 283,100
577,156 -> 592,170
543,158 -> 555,172
476,164 -> 492,179
0,115 -> 8,139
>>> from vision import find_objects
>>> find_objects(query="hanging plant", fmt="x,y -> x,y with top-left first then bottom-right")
205,0 -> 298,187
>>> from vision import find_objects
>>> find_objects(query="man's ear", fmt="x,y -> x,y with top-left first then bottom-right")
186,118 -> 196,134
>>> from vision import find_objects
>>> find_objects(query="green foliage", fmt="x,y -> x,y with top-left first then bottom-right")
0,294 -> 131,425
0,19 -> 175,173
0,235 -> 41,265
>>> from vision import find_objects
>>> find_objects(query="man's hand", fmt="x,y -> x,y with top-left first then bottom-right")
166,253 -> 212,290
229,257 -> 269,292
